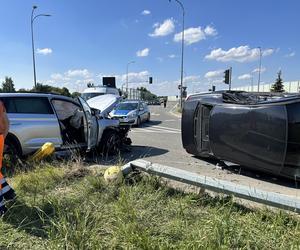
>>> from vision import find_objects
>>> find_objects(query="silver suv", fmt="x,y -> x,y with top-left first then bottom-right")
0,93 -> 129,158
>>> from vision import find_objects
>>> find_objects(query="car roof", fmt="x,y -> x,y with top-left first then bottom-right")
0,92 -> 75,101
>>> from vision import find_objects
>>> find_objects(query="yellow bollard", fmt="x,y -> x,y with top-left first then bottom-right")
104,166 -> 123,184
31,142 -> 55,162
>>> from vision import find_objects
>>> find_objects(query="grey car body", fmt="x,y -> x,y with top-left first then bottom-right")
182,91 -> 300,180
0,93 -> 124,156
110,100 -> 150,126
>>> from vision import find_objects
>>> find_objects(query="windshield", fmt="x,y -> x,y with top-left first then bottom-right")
81,93 -> 105,101
116,102 -> 138,111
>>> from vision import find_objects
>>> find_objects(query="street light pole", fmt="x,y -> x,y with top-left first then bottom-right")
169,0 -> 185,109
257,46 -> 262,92
31,5 -> 51,89
126,61 -> 135,96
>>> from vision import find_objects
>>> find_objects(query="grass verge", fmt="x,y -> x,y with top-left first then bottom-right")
0,163 -> 299,249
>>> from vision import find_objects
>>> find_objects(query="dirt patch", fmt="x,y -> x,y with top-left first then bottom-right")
64,167 -> 91,181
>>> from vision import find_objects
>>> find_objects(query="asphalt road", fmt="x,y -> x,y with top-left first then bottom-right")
124,102 -> 300,198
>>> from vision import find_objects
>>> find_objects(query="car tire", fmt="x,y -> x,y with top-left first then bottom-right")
147,113 -> 150,122
136,117 -> 141,127
3,138 -> 22,174
100,130 -> 121,156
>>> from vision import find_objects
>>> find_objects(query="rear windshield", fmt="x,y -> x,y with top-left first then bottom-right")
116,102 -> 138,110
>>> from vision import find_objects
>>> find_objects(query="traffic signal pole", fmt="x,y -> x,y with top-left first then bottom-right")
229,67 -> 232,91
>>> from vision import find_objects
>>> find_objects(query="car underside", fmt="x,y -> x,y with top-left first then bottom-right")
182,91 -> 300,180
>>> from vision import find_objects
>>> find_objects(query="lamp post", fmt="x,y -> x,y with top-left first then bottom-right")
257,46 -> 262,92
126,61 -> 135,96
169,0 -> 185,108
31,5 -> 51,88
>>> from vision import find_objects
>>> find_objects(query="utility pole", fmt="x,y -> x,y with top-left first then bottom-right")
257,46 -> 262,92
31,5 -> 51,88
169,0 -> 185,109
126,61 -> 135,97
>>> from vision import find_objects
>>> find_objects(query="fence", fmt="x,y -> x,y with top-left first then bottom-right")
233,80 -> 300,93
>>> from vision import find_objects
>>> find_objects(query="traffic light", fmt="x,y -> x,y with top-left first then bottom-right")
149,77 -> 153,84
224,69 -> 230,84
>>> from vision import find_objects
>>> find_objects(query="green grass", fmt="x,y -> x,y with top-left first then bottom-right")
0,164 -> 299,249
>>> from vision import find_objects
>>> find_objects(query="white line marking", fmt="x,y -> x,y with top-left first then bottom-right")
151,125 -> 181,132
131,126 -> 180,134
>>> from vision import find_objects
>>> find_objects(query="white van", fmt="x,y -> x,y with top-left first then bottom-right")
81,86 -> 120,101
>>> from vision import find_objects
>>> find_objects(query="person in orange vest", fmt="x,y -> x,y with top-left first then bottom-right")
0,101 -> 15,215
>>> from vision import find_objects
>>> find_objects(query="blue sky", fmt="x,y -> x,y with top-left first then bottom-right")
0,0 -> 299,95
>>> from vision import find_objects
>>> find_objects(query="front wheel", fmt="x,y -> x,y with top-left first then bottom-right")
99,130 -> 121,156
146,113 -> 150,122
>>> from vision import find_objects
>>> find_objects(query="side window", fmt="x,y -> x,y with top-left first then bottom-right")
2,97 -> 53,114
0,97 -> 17,113
52,99 -> 81,121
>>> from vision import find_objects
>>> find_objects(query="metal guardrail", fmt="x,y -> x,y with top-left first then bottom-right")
122,159 -> 300,213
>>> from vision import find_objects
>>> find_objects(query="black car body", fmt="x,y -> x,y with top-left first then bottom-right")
182,91 -> 300,180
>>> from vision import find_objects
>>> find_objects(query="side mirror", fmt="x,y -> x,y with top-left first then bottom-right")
139,107 -> 144,111
91,108 -> 101,116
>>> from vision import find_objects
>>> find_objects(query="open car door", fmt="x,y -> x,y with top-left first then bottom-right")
77,97 -> 98,151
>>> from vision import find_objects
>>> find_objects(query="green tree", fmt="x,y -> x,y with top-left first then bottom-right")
32,83 -> 71,97
2,77 -> 16,92
271,70 -> 284,92
137,87 -> 157,101
71,92 -> 81,98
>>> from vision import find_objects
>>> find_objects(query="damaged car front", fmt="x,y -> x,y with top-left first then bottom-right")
87,94 -> 132,154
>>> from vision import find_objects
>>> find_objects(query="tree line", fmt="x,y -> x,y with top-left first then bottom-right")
0,77 -> 158,100
1,77 -> 80,97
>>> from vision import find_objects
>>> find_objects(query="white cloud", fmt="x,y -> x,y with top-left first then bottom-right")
183,75 -> 201,83
252,67 -> 266,73
149,19 -> 175,37
238,74 -> 252,80
205,70 -> 224,79
285,51 -> 296,58
65,69 -> 92,78
168,54 -> 176,58
205,46 -> 274,62
262,48 -> 274,56
174,25 -> 217,45
141,10 -> 151,15
204,25 -> 218,36
36,48 -> 52,55
136,48 -> 150,57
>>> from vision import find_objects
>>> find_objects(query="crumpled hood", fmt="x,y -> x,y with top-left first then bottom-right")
87,94 -> 121,116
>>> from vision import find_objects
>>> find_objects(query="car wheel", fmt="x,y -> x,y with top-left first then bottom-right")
3,139 -> 22,174
136,117 -> 141,127
100,130 -> 121,156
147,113 -> 150,122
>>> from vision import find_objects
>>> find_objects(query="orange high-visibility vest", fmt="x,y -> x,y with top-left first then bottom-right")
0,134 -> 3,180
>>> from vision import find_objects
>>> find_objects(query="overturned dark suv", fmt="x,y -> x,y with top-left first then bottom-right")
182,91 -> 300,180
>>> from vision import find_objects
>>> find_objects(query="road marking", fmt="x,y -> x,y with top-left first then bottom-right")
150,125 -> 181,132
165,119 -> 176,122
151,113 -> 160,116
131,125 -> 181,134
